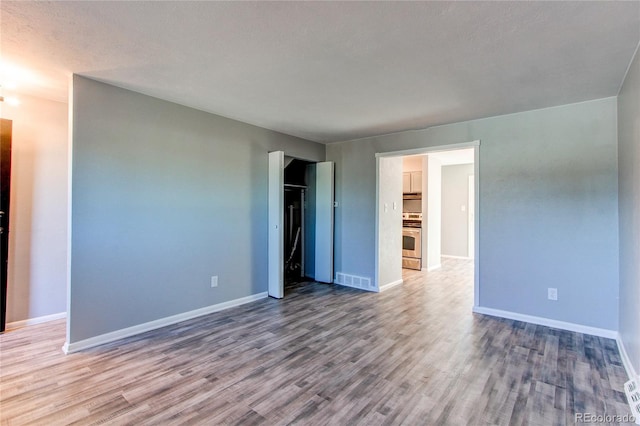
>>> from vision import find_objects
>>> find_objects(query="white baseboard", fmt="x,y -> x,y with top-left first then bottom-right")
617,335 -> 639,382
379,279 -> 403,292
441,255 -> 472,260
423,263 -> 441,272
472,306 -> 618,339
6,312 -> 67,331
62,292 -> 268,354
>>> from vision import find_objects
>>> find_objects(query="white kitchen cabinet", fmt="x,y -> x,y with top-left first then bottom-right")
410,171 -> 422,193
402,173 -> 411,193
403,171 -> 422,193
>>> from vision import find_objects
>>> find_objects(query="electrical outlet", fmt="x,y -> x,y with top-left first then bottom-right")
211,276 -> 218,288
548,288 -> 558,301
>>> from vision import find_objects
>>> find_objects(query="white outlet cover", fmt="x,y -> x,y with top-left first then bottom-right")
211,276 -> 218,288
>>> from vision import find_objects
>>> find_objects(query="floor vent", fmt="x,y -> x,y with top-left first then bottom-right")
334,273 -> 374,291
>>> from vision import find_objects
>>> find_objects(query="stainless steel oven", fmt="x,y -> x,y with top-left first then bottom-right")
402,227 -> 421,258
402,227 -> 422,270
402,212 -> 422,270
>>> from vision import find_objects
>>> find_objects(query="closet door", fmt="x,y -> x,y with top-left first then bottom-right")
314,162 -> 334,283
268,151 -> 284,298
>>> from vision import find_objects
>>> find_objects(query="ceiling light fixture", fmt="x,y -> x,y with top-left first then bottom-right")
3,96 -> 20,106
1,62 -> 35,85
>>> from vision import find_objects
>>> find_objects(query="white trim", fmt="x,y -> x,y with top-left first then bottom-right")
441,255 -> 471,260
467,174 -> 475,260
66,74 -> 74,345
375,140 -> 480,158
472,146 -> 479,308
426,264 -> 442,272
374,156 -> 380,290
62,292 -> 268,354
472,306 -> 618,339
6,312 -> 67,331
375,141 -> 480,315
617,336 -> 639,382
379,279 -> 403,292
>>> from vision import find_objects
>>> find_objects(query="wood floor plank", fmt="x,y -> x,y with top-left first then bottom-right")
0,258 -> 633,425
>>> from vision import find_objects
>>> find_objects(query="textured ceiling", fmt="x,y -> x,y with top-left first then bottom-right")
1,1 -> 639,143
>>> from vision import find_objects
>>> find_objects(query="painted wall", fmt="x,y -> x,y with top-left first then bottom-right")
402,156 -> 422,173
327,97 -> 619,331
617,46 -> 640,376
442,164 -> 474,258
1,94 -> 68,324
69,76 -> 325,343
330,141 -> 377,282
377,156 -> 402,288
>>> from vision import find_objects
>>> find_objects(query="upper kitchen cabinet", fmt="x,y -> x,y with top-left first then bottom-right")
403,171 -> 422,193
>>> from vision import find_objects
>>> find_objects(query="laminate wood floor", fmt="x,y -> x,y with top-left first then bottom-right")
0,258 -> 633,425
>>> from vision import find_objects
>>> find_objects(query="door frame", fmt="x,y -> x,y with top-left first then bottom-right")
375,140 -> 480,308
468,175 -> 475,259
268,152 -> 335,298
0,119 -> 12,332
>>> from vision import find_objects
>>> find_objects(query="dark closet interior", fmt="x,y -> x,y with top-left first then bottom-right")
284,158 -> 313,287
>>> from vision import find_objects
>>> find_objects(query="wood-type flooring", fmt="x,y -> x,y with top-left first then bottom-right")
0,258 -> 633,425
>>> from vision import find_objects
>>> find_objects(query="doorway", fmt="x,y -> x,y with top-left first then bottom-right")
1,119 -> 12,332
283,158 -> 311,287
268,151 -> 335,299
376,141 -> 480,308
428,148 -> 476,263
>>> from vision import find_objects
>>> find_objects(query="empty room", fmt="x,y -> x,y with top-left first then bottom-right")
1,2 -> 639,425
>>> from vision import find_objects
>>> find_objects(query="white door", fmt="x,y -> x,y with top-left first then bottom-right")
314,162 -> 334,283
268,151 -> 284,298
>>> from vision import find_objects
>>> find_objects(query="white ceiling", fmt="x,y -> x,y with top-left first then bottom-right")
1,1 -> 639,143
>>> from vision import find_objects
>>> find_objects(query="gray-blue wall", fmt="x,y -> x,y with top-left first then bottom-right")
69,76 -> 325,343
618,47 -> 640,375
327,97 -> 619,330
